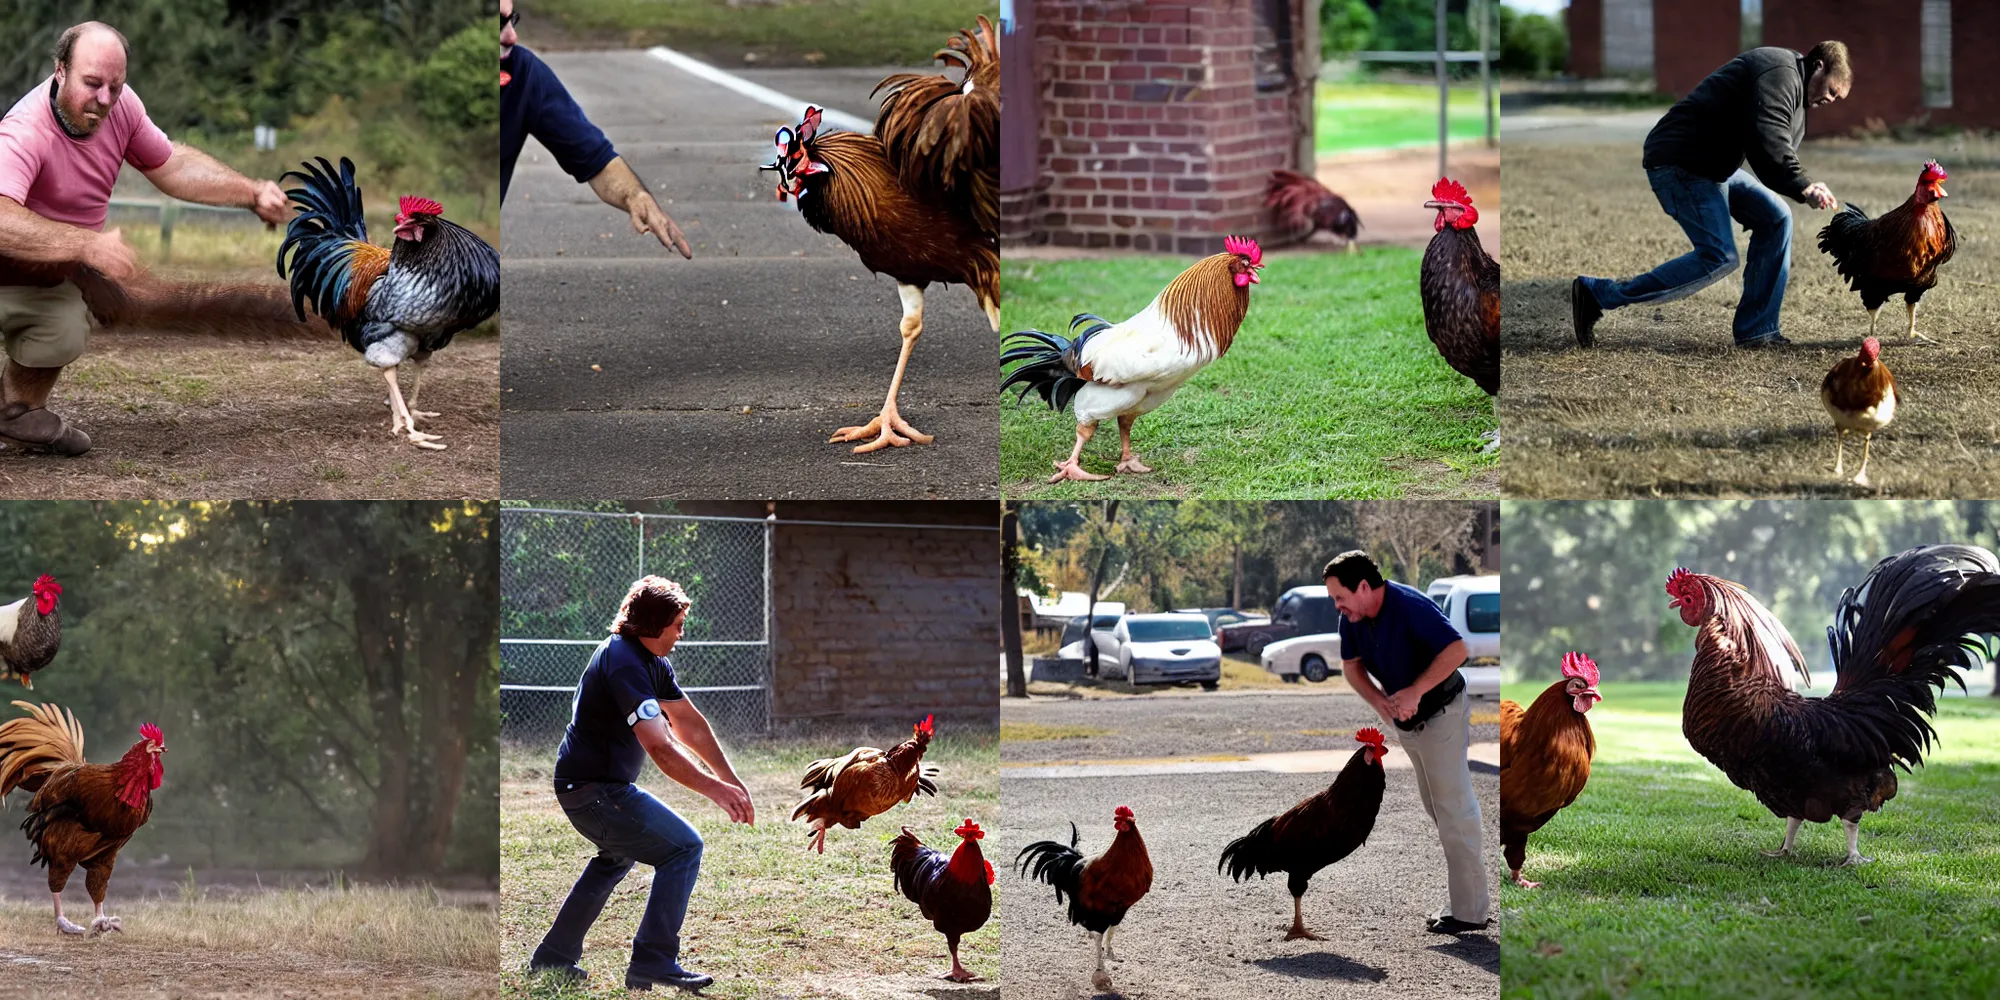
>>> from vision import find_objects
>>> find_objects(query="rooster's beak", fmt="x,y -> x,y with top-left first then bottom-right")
1247,271 -> 1260,284
1423,200 -> 1449,210
1938,186 -> 1948,198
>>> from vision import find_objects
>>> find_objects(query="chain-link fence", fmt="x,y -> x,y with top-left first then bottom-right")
501,508 -> 772,741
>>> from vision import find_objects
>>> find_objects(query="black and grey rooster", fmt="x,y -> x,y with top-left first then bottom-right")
277,157 -> 499,450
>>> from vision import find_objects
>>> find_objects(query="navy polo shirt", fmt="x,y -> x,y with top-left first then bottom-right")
501,44 -> 620,202
553,634 -> 686,786
1337,581 -> 1465,695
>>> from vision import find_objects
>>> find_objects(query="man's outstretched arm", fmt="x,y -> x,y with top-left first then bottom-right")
588,157 -> 692,259
140,143 -> 288,224
0,197 -> 137,278
636,710 -> 753,823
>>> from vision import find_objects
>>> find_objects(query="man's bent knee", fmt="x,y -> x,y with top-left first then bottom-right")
0,284 -> 91,369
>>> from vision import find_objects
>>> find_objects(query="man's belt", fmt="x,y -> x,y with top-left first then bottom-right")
1393,669 -> 1466,732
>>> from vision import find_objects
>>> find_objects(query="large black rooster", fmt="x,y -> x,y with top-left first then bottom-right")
1219,727 -> 1386,940
278,157 -> 499,451
1419,177 -> 1499,450
890,820 -> 993,982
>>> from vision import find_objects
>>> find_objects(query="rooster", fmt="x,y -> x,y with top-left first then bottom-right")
1219,727 -> 1386,940
0,702 -> 163,935
1420,178 -> 1500,450
1821,337 -> 1897,487
1499,651 -> 1600,889
0,575 -> 61,689
790,714 -> 939,853
1665,547 -> 2000,865
277,156 -> 500,451
1817,160 -> 1955,343
762,18 -> 999,453
1017,805 -> 1153,994
1266,169 -> 1360,250
1001,237 -> 1265,482
890,820 -> 994,982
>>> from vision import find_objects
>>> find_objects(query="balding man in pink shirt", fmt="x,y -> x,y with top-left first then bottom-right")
0,21 -> 290,455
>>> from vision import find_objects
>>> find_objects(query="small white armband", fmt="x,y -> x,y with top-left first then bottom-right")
627,699 -> 662,727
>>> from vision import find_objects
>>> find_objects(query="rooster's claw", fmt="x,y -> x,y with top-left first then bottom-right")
1049,459 -> 1108,483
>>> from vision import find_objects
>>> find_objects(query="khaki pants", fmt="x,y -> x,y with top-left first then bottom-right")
1391,687 -> 1492,924
0,282 -> 89,369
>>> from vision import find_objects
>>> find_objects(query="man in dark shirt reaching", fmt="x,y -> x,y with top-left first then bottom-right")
528,576 -> 753,992
1573,42 -> 1851,349
500,0 -> 691,258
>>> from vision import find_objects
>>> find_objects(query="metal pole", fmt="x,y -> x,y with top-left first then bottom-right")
635,512 -> 645,578
1479,0 -> 1494,146
763,514 -> 775,734
1437,0 -> 1448,180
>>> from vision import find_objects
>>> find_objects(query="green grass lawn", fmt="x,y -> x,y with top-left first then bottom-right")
999,250 -> 1496,498
1318,81 -> 1497,155
526,0 -> 999,65
1501,680 -> 2000,999
501,730 -> 998,999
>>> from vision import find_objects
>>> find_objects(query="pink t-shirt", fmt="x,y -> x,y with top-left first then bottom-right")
0,76 -> 173,231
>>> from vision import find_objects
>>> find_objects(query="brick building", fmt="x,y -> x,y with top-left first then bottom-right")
1001,0 -> 1321,252
1566,0 -> 1996,132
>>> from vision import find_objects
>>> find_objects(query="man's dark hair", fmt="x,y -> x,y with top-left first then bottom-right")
610,575 -> 691,639
1805,40 -> 1851,87
1323,550 -> 1385,591
54,22 -> 131,67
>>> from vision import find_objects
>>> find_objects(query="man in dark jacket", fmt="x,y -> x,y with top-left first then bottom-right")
1573,42 -> 1851,349
500,0 -> 691,258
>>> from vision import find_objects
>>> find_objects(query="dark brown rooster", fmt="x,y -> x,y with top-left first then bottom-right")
0,575 -> 61,689
890,820 -> 994,982
1666,547 -> 2000,864
1817,160 -> 1954,343
1499,652 -> 1600,888
1219,727 -> 1386,940
790,714 -> 939,853
1821,337 -> 1897,487
0,702 -> 164,935
763,18 -> 999,453
1266,169 -> 1361,250
1018,805 -> 1152,994
1420,178 -> 1500,449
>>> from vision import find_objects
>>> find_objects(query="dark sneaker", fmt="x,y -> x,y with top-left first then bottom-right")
626,968 -> 714,992
1426,916 -> 1492,934
1737,333 -> 1795,349
1571,277 -> 1602,348
0,406 -> 90,456
527,962 -> 589,985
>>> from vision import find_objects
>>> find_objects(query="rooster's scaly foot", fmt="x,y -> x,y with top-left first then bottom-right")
1049,459 -> 1109,483
56,916 -> 85,935
89,914 -> 121,935
1115,456 -> 1154,475
830,409 -> 933,453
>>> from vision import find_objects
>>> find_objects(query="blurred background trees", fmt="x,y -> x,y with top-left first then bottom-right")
1320,0 -> 1568,80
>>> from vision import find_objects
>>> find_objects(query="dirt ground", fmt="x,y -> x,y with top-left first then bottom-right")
1314,144 -> 1501,257
0,944 -> 494,1000
1501,132 -> 2000,497
999,692 -> 1501,1000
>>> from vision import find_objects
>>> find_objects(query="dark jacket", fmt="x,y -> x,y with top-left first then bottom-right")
500,44 -> 619,202
1643,47 -> 1814,202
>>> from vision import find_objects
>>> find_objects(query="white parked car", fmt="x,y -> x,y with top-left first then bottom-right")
1438,575 -> 1500,661
1261,633 -> 1342,683
1110,613 -> 1221,689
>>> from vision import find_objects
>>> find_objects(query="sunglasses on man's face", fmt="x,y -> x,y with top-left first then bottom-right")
500,10 -> 521,30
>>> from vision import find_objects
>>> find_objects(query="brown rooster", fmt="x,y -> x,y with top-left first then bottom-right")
1499,651 -> 1600,889
1419,178 -> 1500,449
1018,805 -> 1153,994
791,714 -> 939,853
1666,547 -> 2000,865
0,575 -> 62,689
1817,160 -> 1954,342
1219,727 -> 1386,940
763,18 -> 999,453
0,702 -> 164,935
1002,237 -> 1264,481
1266,169 -> 1361,250
1821,337 -> 1897,487
890,820 -> 994,982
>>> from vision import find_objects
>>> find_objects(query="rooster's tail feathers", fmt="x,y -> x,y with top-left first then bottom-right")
917,762 -> 940,797
0,700 -> 84,799
872,16 -> 999,235
889,827 -> 937,903
1815,204 -> 1873,280
1016,822 -> 1087,904
277,156 -> 388,326
1000,313 -> 1116,413
1218,816 -> 1279,882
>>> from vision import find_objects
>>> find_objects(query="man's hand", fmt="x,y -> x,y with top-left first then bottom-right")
251,179 -> 290,226
84,228 -> 139,281
704,778 -> 755,825
1803,182 -> 1837,211
1387,687 -> 1423,722
629,192 -> 693,260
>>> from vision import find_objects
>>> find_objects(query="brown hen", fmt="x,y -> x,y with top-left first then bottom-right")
790,714 -> 939,853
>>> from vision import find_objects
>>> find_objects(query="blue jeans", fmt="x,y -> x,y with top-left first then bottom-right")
531,782 -> 705,978
1580,166 -> 1792,343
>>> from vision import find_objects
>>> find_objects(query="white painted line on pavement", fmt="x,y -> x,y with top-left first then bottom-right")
645,46 -> 874,133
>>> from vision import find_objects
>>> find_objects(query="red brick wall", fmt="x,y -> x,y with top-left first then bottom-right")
1568,0 -> 1604,78
1763,0 -> 1923,135
1652,0 -> 1737,97
1951,0 -> 1999,127
1023,0 -> 1306,253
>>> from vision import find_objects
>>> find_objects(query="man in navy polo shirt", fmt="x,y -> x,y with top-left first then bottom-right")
528,576 -> 754,992
499,0 -> 692,258
1327,550 -> 1491,935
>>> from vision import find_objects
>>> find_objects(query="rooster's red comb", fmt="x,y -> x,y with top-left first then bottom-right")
398,195 -> 443,218
915,713 -> 934,737
1922,160 -> 1948,182
1113,805 -> 1135,821
140,723 -> 163,743
1355,727 -> 1386,749
1223,235 -> 1263,267
1431,177 -> 1472,205
1560,651 -> 1600,687
954,818 -> 984,839
32,574 -> 58,593
1861,337 -> 1881,360
1665,567 -> 1703,603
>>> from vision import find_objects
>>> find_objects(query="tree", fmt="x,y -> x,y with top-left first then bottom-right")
1001,503 -> 1027,699
1356,501 -> 1480,587
1321,0 -> 1377,59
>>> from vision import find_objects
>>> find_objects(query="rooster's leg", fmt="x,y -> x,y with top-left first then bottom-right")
979,294 -> 1000,334
1833,428 -> 1847,477
1284,895 -> 1326,940
1114,415 -> 1153,475
1854,433 -> 1876,488
1510,868 -> 1542,890
1867,307 -> 1880,340
1103,923 -> 1119,960
943,936 -> 979,982
383,367 -> 446,450
1905,299 -> 1933,344
1089,931 -> 1112,992
51,893 -> 85,935
1838,818 -> 1871,865
406,360 -> 441,420
1050,422 -> 1109,482
830,284 -> 933,453
1761,816 -> 1803,858
85,863 -> 120,934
